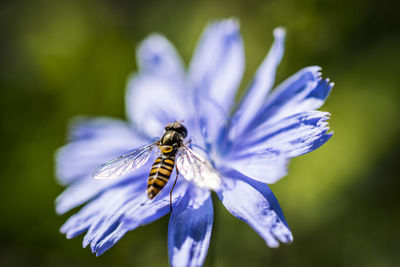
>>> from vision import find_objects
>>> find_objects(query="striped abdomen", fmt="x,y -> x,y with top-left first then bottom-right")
147,154 -> 175,199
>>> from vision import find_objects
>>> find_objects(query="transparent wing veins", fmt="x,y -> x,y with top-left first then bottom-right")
92,143 -> 157,179
176,144 -> 222,190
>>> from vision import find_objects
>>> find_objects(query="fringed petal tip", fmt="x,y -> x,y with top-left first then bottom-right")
90,225 -> 128,257
302,65 -> 323,81
266,232 -> 294,248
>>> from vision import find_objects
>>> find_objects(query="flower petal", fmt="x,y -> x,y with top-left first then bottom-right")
55,168 -> 148,214
218,169 -> 293,247
55,117 -> 144,186
136,34 -> 185,80
126,35 -> 189,138
223,111 -> 331,183
247,67 -> 332,131
60,181 -> 142,239
86,176 -> 188,256
237,111 -> 332,158
81,183 -> 146,254
188,19 -> 244,147
224,148 -> 288,184
230,27 -> 286,137
126,74 -> 191,138
168,187 -> 213,267
189,19 -> 244,114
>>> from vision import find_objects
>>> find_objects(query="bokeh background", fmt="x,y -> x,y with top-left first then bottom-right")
1,0 -> 399,266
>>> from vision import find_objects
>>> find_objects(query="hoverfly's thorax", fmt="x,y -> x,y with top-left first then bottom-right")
160,131 -> 182,149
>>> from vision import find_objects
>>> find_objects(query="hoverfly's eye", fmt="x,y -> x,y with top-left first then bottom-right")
165,123 -> 173,131
176,124 -> 187,138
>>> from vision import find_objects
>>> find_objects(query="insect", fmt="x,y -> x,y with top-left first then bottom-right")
92,122 -> 221,209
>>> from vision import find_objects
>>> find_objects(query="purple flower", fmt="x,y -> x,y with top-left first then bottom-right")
56,19 -> 333,266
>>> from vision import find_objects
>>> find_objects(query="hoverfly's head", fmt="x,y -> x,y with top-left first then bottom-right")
165,122 -> 187,138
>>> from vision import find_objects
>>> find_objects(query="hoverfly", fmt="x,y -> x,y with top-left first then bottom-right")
92,122 -> 221,209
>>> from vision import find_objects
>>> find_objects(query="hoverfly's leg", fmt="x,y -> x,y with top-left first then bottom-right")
170,166 -> 179,212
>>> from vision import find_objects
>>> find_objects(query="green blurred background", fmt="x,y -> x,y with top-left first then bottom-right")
1,0 -> 399,266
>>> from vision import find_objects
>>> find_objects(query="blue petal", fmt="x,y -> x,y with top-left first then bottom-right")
60,181 -> 143,239
188,19 -> 245,148
218,169 -> 293,247
247,67 -> 332,131
136,34 -> 185,81
55,117 -> 145,186
81,184 -> 145,254
237,111 -> 332,158
126,35 -> 189,138
223,148 -> 288,184
168,187 -> 213,267
126,74 -> 192,139
223,111 -> 331,183
85,177 -> 188,256
230,27 -> 286,138
55,167 -> 148,214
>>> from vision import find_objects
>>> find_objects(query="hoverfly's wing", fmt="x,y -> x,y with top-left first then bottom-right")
176,144 -> 222,191
92,143 -> 157,179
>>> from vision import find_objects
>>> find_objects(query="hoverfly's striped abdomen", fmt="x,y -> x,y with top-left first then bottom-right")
147,154 -> 175,199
